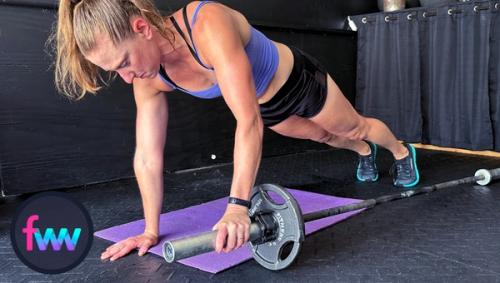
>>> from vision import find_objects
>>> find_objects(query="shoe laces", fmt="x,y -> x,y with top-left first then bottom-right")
359,154 -> 376,173
390,157 -> 412,178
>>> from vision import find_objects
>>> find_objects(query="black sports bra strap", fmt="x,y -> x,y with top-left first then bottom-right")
181,5 -> 212,70
169,16 -> 207,69
182,5 -> 196,50
158,64 -> 180,89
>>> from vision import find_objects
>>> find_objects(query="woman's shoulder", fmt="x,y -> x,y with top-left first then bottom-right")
185,1 -> 227,14
168,1 -> 238,43
169,1 -> 233,26
133,75 -> 173,96
181,1 -> 246,28
186,1 -> 250,44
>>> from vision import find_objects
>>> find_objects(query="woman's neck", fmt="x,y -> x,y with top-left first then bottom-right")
156,23 -> 191,66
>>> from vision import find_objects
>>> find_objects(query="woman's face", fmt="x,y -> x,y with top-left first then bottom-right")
85,18 -> 161,84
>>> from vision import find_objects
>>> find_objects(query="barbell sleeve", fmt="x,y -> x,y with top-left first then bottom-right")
164,222 -> 263,262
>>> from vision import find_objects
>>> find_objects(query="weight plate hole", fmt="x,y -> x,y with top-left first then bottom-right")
279,241 -> 295,261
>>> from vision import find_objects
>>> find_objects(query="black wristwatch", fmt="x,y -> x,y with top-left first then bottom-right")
228,197 -> 251,209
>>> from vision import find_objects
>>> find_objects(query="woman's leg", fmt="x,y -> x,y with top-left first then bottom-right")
306,74 -> 419,187
269,115 -> 371,155
268,115 -> 380,182
308,74 -> 408,159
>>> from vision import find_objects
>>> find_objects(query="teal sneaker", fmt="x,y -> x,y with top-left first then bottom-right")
390,143 -> 420,188
356,141 -> 379,182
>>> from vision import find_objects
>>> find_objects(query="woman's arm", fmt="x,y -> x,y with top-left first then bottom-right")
133,81 -> 169,238
101,81 -> 168,261
193,3 -> 264,252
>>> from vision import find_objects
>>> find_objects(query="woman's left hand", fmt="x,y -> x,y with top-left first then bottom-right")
212,205 -> 251,253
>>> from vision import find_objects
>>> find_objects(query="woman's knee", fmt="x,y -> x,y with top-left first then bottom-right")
340,117 -> 371,140
311,131 -> 336,144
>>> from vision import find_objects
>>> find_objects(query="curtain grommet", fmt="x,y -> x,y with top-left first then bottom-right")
473,5 -> 488,12
384,15 -> 398,22
423,10 -> 437,18
407,14 -> 413,20
448,8 -> 463,15
362,17 -> 367,24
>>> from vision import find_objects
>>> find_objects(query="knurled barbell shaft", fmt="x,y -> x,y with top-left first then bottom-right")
165,168 -> 499,263
304,168 -> 499,222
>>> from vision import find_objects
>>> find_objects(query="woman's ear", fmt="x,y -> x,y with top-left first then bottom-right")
131,16 -> 152,39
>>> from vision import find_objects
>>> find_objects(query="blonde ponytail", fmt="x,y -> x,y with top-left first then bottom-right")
49,0 -> 174,101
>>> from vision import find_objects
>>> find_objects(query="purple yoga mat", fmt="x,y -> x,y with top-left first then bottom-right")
94,189 -> 364,273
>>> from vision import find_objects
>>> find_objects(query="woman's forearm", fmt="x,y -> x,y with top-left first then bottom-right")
229,116 -> 264,202
133,153 -> 164,237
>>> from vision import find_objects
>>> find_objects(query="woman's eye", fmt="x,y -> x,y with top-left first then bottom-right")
120,61 -> 129,69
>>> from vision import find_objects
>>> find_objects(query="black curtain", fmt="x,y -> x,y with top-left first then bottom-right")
354,10 -> 422,142
491,2 -> 500,150
352,0 -> 498,150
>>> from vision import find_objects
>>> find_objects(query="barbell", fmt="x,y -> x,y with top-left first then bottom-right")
163,168 -> 500,271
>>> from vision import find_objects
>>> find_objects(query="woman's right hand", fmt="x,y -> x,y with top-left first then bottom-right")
100,232 -> 158,261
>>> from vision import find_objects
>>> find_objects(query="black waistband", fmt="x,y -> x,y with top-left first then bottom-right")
259,46 -> 302,107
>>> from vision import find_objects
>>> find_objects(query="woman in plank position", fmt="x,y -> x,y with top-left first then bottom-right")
53,0 -> 420,261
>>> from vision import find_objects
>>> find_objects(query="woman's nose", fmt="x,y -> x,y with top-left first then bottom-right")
118,70 -> 135,84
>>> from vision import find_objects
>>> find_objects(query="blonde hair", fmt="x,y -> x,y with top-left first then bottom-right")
50,0 -> 174,100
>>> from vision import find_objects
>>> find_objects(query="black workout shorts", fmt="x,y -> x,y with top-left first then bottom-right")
259,46 -> 328,127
